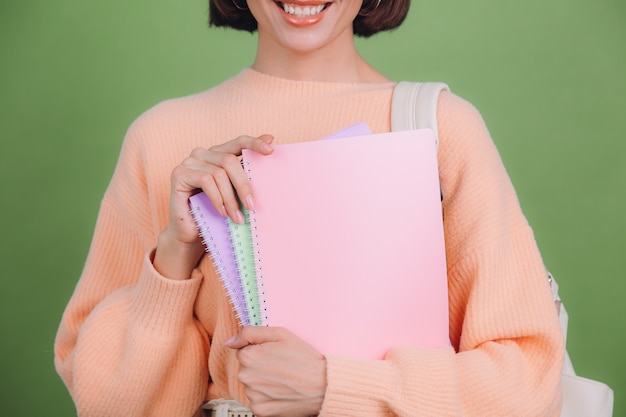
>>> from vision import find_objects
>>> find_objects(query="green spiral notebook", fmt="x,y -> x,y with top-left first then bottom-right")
227,207 -> 264,326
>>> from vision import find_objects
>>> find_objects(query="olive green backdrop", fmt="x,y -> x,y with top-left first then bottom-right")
1,0 -> 624,415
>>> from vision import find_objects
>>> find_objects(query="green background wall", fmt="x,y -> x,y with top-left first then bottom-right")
1,0 -> 624,415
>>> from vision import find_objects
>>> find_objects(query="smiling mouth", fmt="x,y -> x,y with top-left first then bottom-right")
277,2 -> 329,18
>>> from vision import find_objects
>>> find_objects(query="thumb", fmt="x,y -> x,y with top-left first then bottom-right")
256,134 -> 275,154
223,326 -> 286,349
259,134 -> 274,145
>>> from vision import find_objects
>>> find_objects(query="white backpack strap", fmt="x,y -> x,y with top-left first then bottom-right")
391,81 -> 450,146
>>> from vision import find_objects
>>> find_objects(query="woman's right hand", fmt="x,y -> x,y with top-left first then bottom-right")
153,134 -> 275,280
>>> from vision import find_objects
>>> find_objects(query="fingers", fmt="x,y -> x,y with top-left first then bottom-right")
188,147 -> 247,222
210,135 -> 274,221
210,134 -> 275,156
183,135 -> 274,223
224,326 -> 327,417
224,326 -> 287,349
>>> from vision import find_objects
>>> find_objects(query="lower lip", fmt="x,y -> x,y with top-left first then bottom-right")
277,3 -> 329,27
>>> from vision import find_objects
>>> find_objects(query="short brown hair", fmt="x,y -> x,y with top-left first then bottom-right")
208,0 -> 411,38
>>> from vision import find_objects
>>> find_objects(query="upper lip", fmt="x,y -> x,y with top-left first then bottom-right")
277,1 -> 330,6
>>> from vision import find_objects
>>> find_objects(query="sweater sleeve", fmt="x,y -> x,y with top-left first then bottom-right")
319,92 -> 564,416
54,115 -> 210,417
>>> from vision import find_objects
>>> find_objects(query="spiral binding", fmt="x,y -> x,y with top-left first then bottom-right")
242,158 -> 269,326
227,208 -> 267,326
208,246 -> 248,325
247,209 -> 269,326
189,202 -> 249,326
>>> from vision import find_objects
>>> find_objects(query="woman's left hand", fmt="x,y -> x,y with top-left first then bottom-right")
224,326 -> 327,417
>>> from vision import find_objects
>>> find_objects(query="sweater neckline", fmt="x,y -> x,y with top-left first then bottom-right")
229,67 -> 396,98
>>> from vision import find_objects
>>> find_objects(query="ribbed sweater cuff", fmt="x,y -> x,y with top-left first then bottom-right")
129,249 -> 203,336
321,355 -> 397,415
321,346 -> 458,416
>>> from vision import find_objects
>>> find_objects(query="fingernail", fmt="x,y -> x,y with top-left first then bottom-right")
219,205 -> 227,217
245,195 -> 255,210
262,143 -> 274,152
235,210 -> 245,224
224,336 -> 236,346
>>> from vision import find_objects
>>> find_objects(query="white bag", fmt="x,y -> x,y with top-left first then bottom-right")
550,274 -> 614,417
392,82 -> 615,417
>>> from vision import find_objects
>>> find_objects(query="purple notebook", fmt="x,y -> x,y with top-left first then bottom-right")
189,192 -> 249,325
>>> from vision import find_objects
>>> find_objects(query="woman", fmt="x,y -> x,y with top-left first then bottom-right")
54,1 -> 564,416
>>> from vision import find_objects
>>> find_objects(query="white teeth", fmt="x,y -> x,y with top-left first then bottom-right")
282,3 -> 325,17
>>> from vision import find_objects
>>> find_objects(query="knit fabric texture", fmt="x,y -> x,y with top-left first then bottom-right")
55,68 -> 564,417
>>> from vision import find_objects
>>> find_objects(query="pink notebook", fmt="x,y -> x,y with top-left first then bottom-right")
188,123 -> 372,326
243,129 -> 449,359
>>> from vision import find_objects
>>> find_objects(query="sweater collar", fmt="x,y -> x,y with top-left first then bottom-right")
228,67 -> 395,100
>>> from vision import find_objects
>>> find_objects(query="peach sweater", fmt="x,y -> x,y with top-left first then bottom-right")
55,69 -> 563,417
